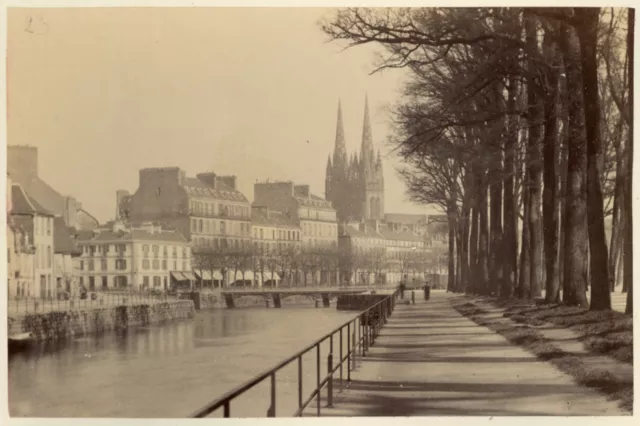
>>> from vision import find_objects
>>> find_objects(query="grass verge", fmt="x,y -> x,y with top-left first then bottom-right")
453,299 -> 633,413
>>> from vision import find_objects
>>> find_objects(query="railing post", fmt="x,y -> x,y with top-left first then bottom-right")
224,402 -> 230,418
316,344 -> 321,417
327,353 -> 334,408
347,323 -> 352,379
298,356 -> 303,410
352,328 -> 357,370
339,328 -> 343,390
267,372 -> 276,417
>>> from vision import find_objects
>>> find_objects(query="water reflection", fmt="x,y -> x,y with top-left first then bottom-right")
8,306 -> 354,418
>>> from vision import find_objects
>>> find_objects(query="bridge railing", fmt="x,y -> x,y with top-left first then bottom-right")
189,289 -> 400,418
221,286 -> 378,293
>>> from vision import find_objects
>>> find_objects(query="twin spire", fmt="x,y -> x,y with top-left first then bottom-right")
332,95 -> 376,170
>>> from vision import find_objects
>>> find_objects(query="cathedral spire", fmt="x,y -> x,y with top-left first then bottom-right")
333,99 -> 347,167
361,94 -> 374,171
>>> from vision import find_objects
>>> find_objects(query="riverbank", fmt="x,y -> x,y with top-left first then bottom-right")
8,300 -> 196,342
451,295 -> 633,413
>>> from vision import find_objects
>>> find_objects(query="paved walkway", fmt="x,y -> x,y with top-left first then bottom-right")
312,291 -> 625,416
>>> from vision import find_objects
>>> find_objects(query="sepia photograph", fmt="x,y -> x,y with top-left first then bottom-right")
1,1 -> 636,420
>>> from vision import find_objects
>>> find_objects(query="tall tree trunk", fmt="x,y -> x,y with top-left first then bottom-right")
609,118 -> 625,291
502,77 -> 519,298
459,204 -> 471,293
558,116 -> 569,298
542,31 -> 562,303
447,208 -> 456,293
624,8 -> 633,315
489,90 -> 505,297
525,10 -> 544,299
575,7 -> 612,311
478,175 -> 490,295
559,21 -> 589,308
469,204 -> 480,294
518,168 -> 531,298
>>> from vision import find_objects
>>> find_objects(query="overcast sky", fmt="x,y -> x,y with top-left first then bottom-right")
7,7 -> 438,223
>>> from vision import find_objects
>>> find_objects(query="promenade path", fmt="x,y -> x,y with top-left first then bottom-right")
310,291 -> 625,416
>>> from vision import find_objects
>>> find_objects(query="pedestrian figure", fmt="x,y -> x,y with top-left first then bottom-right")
424,282 -> 431,301
411,290 -> 415,305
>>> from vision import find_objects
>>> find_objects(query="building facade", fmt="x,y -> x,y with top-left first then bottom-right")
325,96 -> 385,223
338,220 -> 430,286
116,168 -> 252,251
253,181 -> 338,249
10,183 -> 56,298
76,221 -> 193,291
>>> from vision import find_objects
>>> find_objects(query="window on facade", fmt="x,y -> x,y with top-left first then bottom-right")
272,230 -> 275,240
152,245 -> 159,257
198,220 -> 203,233
191,219 -> 197,232
79,277 -> 84,286
152,259 -> 159,269
182,247 -> 187,258
89,276 -> 95,290
153,276 -> 161,288
115,259 -> 127,270
143,276 -> 149,289
172,246 -> 177,258
182,261 -> 187,270
102,276 -> 108,289
142,259 -> 150,270
117,244 -> 126,254
173,260 -> 177,270
260,228 -> 264,239
101,259 -> 107,271
163,245 -> 168,256
46,219 -> 51,236
88,259 -> 94,271
221,221 -> 226,234
162,259 -> 167,270
142,244 -> 149,257
80,260 -> 84,270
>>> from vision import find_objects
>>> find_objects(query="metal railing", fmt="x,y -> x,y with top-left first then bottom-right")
7,291 -> 180,316
220,286 -> 380,294
189,290 -> 399,418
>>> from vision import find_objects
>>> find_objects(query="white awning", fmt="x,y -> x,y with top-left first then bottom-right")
261,272 -> 281,281
231,271 -> 254,280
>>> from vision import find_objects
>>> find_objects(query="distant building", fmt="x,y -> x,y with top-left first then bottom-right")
116,168 -> 252,251
7,145 -> 99,231
250,205 -> 301,254
10,183 -> 56,298
249,206 -> 301,287
338,220 -> 430,286
76,221 -> 193,291
53,217 -> 83,296
325,97 -> 384,222
384,213 -> 429,236
254,181 -> 338,249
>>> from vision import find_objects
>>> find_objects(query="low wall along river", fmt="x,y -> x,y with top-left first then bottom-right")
8,301 -> 196,341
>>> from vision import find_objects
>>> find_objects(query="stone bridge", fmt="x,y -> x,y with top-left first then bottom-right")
220,286 -> 386,308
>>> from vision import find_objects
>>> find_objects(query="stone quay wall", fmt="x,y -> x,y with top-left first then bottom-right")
7,300 -> 196,341
336,294 -> 389,311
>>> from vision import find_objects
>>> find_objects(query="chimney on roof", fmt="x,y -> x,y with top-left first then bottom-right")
294,184 -> 310,198
197,172 -> 217,189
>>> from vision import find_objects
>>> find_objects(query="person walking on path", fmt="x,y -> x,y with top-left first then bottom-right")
411,290 -> 415,305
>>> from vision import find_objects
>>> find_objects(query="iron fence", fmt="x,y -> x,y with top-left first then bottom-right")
189,290 -> 399,418
7,291 -> 180,316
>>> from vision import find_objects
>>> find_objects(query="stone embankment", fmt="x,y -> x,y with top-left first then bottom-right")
7,300 -> 195,341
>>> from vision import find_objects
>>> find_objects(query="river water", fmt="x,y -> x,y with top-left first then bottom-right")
8,304 -> 359,418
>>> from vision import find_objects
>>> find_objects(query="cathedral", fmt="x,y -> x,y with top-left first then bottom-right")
325,96 -> 385,223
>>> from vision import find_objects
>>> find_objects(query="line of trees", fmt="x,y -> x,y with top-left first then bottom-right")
191,243 -> 438,288
323,7 -> 633,314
